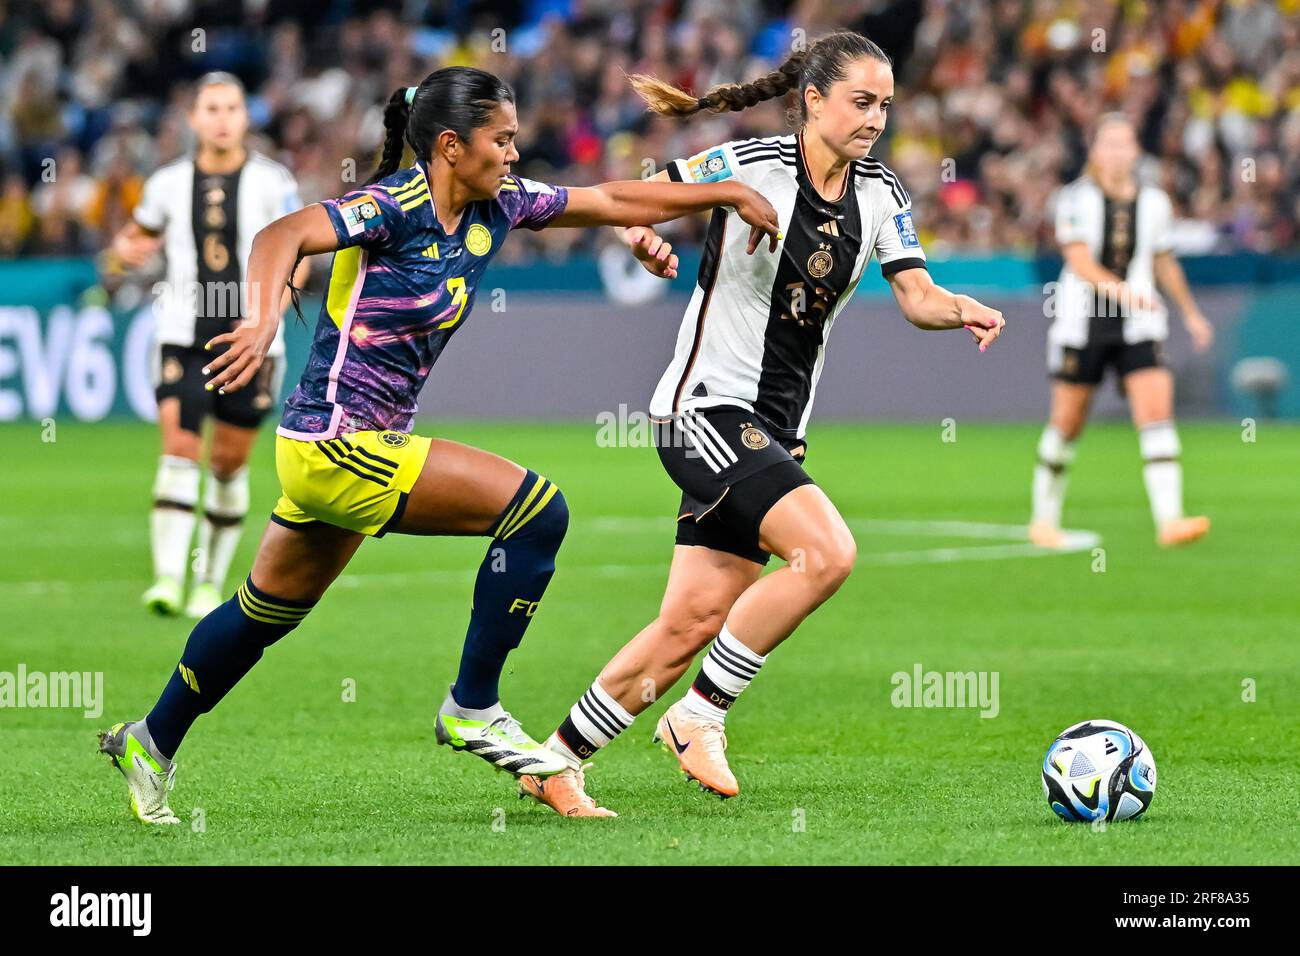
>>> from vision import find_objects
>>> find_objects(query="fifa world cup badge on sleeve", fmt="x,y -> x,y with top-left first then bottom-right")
688,149 -> 732,183
340,195 -> 381,237
894,209 -> 920,248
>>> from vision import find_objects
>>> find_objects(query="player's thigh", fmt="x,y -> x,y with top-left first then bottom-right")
1123,366 -> 1174,427
658,543 -> 763,629
757,483 -> 856,581
394,437 -> 528,536
1048,381 -> 1095,441
249,519 -> 364,603
157,398 -> 202,460
208,420 -> 259,478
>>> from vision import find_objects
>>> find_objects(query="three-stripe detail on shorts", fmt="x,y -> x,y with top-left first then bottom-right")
317,437 -> 398,487
676,412 -> 739,473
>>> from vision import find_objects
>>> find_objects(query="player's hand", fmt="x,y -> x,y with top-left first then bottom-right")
203,317 -> 275,394
112,231 -> 160,269
1184,310 -> 1214,352
1115,281 -> 1160,314
624,226 -> 678,279
958,295 -> 1005,353
728,184 -> 782,254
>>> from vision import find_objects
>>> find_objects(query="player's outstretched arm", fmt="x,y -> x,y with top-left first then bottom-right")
204,204 -> 339,394
554,180 -> 781,254
886,266 -> 1006,353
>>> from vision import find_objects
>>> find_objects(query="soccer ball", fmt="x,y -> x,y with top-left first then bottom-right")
1041,719 -> 1157,822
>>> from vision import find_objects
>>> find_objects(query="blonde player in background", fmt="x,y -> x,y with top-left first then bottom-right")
1030,114 -> 1213,550
109,73 -> 310,618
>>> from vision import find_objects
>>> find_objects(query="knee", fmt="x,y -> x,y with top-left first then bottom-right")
208,448 -> 249,481
531,483 -> 568,544
162,434 -> 201,461
658,602 -> 729,666
795,535 -> 857,599
499,479 -> 568,546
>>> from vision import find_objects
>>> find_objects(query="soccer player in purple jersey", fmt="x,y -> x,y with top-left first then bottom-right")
98,66 -> 782,825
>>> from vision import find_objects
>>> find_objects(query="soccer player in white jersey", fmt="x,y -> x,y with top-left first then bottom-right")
518,31 -> 1007,816
1029,114 -> 1213,550
108,73 -> 310,619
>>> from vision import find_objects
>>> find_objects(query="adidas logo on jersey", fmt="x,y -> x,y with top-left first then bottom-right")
816,219 -> 842,238
421,243 -> 440,259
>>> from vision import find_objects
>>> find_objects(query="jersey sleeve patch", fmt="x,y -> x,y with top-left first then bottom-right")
339,194 -> 383,237
686,148 -> 733,183
893,210 -> 920,249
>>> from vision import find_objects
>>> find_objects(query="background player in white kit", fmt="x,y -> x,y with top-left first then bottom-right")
108,73 -> 310,618
1029,114 -> 1213,550
517,32 -> 1006,816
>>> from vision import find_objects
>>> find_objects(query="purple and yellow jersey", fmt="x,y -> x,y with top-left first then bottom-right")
277,161 -> 569,439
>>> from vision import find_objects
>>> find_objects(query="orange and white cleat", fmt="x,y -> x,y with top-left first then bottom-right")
1158,515 -> 1210,548
653,701 -> 739,798
519,764 -> 618,818
1028,520 -> 1069,549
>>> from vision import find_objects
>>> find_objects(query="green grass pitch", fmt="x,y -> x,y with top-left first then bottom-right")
1,419 -> 1296,865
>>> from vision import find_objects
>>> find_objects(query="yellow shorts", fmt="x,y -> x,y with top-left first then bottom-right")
271,430 -> 432,537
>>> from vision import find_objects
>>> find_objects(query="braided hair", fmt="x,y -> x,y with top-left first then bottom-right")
628,31 -> 891,125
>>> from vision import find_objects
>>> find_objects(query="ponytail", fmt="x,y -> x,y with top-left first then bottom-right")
628,53 -> 806,117
367,87 -> 413,184
629,30 -> 891,126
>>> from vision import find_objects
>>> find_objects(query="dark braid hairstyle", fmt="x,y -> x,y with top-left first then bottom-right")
286,67 -> 516,322
628,31 -> 891,125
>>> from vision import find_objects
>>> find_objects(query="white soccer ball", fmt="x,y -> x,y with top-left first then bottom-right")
1041,719 -> 1157,822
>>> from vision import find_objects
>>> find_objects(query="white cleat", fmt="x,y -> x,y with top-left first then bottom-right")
98,721 -> 180,825
435,706 -> 568,778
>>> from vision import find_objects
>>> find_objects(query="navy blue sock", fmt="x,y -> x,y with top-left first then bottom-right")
452,470 -> 568,709
146,577 -> 315,759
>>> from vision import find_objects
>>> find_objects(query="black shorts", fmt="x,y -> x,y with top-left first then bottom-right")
653,406 -> 816,566
1052,337 -> 1163,387
154,343 -> 281,434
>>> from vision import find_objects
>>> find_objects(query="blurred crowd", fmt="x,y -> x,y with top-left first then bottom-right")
1,0 -> 1297,266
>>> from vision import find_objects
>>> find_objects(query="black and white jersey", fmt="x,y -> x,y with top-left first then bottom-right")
133,151 -> 302,356
1051,175 -> 1174,351
649,132 -> 926,440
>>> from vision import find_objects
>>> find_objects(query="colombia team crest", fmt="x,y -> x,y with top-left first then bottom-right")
466,223 -> 493,256
379,431 -> 410,448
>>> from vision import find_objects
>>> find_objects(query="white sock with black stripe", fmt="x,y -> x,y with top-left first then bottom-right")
1031,426 -> 1075,527
549,679 -> 635,767
151,455 -> 200,583
196,467 -> 249,590
681,625 -> 767,724
1139,420 -> 1183,526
